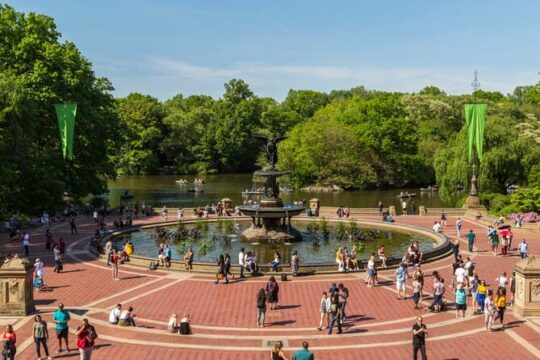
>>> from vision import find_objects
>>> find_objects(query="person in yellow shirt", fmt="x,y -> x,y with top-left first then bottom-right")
494,289 -> 506,327
476,280 -> 487,313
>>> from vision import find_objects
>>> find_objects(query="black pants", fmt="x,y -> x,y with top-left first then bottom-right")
35,337 -> 49,358
413,343 -> 427,360
24,245 -> 29,256
240,265 -> 244,278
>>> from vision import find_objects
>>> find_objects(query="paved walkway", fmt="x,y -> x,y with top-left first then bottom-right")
2,212 -> 540,359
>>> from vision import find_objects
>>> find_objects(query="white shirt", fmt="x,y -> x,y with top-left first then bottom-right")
238,252 -> 245,266
109,308 -> 122,323
23,234 -> 30,246
119,310 -> 131,320
497,276 -> 508,288
433,223 -> 441,233
455,268 -> 467,283
402,201 -> 407,209
368,259 -> 374,270
34,262 -> 44,277
54,247 -> 61,261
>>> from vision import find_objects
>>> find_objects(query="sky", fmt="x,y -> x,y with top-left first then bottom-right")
5,0 -> 540,101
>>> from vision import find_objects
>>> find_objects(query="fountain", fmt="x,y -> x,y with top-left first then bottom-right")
238,137 -> 304,242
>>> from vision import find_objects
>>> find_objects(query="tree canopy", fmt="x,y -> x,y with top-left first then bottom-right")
3,4 -> 540,215
0,4 -> 120,216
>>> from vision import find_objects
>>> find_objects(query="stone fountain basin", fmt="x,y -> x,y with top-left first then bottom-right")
238,204 -> 305,218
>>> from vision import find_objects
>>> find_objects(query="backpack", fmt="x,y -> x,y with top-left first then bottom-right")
148,261 -> 157,271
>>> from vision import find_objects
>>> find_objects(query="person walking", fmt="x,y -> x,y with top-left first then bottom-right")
111,249 -> 120,280
494,289 -> 507,328
455,284 -> 467,318
395,263 -> 408,300
337,283 -> 349,322
519,239 -> 529,259
214,254 -> 227,284
412,316 -> 428,360
440,210 -> 448,226
105,239 -> 113,266
292,341 -> 314,360
266,276 -> 280,310
327,294 -> 342,335
366,255 -> 375,287
271,251 -> 281,273
75,318 -> 97,360
378,200 -> 384,215
224,253 -> 234,280
291,250 -> 299,276
476,280 -> 487,313
33,315 -> 52,360
52,303 -> 71,354
69,215 -> 77,235
455,217 -> 463,237
238,248 -> 246,278
466,230 -> 476,252
451,238 -> 460,262
412,277 -> 421,309
1,324 -> 16,360
488,228 -> 499,256
256,288 -> 267,327
22,232 -> 30,256
317,292 -> 329,331
402,200 -> 407,215
271,341 -> 289,360
484,290 -> 496,332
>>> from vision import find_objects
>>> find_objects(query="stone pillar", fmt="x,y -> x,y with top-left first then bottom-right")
309,198 -> 320,215
513,256 -> 540,317
418,206 -> 427,216
221,198 -> 232,210
0,256 -> 35,315
388,205 -> 396,216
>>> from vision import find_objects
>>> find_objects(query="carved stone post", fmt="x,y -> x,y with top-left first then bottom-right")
513,256 -> 540,317
0,256 -> 35,315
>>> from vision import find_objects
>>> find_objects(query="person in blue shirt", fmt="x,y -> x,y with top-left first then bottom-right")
455,284 -> 467,318
466,230 -> 476,252
519,239 -> 528,259
292,341 -> 314,360
164,244 -> 172,268
52,303 -> 71,353
395,263 -> 409,300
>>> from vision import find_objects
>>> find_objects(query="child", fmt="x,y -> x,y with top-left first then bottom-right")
412,278 -> 421,309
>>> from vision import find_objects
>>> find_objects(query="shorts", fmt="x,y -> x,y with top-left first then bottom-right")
56,328 -> 69,339
367,269 -> 374,277
434,294 -> 442,305
396,281 -> 405,290
456,303 -> 467,311
413,292 -> 420,304
165,256 -> 171,261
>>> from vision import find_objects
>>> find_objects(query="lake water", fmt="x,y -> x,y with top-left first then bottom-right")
107,174 -> 457,209
114,220 -> 437,264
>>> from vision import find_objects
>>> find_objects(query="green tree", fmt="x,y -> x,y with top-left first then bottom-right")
0,5 -> 120,215
115,93 -> 165,175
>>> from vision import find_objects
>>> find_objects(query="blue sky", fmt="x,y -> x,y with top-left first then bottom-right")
5,0 -> 540,100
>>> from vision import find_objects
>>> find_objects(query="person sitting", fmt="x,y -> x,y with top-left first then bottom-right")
184,247 -> 194,270
179,312 -> 191,335
118,306 -> 136,326
385,214 -> 394,223
167,313 -> 178,333
109,304 -> 122,325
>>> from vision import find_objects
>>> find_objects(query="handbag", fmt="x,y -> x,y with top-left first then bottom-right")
216,273 -> 224,280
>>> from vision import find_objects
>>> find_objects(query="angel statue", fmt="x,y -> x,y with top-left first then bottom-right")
254,135 -> 286,168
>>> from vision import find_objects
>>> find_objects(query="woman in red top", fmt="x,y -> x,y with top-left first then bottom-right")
111,249 -> 120,280
75,319 -> 97,360
1,324 -> 16,360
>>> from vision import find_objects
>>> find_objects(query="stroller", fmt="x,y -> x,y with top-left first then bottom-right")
33,276 -> 44,292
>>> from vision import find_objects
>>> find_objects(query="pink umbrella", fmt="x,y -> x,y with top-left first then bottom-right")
499,230 -> 513,237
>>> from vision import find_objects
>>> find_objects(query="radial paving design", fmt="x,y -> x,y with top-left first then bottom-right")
2,213 -> 540,359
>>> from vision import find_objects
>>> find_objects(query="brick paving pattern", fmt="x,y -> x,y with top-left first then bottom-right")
2,211 -> 540,359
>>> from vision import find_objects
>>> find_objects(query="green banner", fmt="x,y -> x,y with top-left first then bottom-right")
55,103 -> 77,160
464,104 -> 486,163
